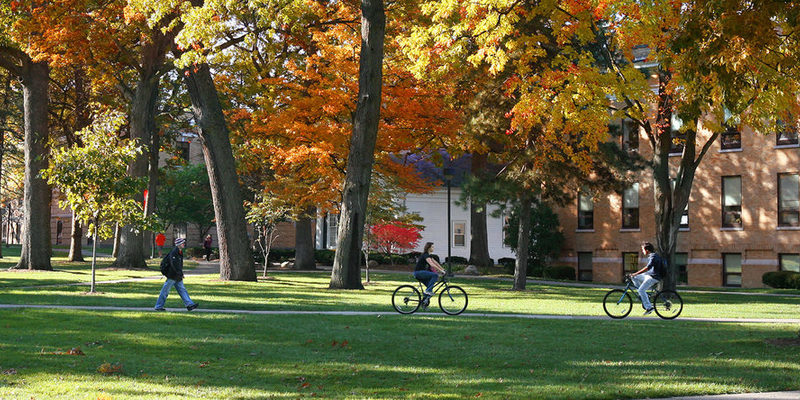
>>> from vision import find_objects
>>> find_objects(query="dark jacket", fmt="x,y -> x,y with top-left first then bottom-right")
644,252 -> 665,280
165,246 -> 184,281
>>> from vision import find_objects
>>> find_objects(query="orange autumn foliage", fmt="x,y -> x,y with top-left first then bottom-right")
222,2 -> 461,215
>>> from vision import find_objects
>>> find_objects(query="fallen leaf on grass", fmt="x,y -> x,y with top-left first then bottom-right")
199,362 -> 209,368
40,347 -> 85,356
97,363 -> 123,375
2,368 -> 17,375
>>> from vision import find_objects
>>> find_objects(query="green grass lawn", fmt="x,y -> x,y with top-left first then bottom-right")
1,270 -> 798,320
0,309 -> 798,399
1,256 -> 799,399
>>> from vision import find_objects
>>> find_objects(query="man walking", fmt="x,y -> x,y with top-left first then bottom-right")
155,238 -> 199,311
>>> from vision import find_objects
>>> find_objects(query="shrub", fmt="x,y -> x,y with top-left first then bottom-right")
543,265 -> 576,280
498,257 -> 515,274
762,271 -> 800,289
314,249 -> 336,265
445,256 -> 469,265
267,248 -> 294,263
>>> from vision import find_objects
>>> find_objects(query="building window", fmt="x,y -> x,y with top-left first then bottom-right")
453,221 -> 466,247
778,173 -> 800,227
176,141 -> 190,162
720,124 -> 741,150
578,252 -> 592,281
723,253 -> 742,287
622,252 -> 639,276
673,253 -> 688,285
622,183 -> 639,229
326,214 -> 338,249
722,176 -> 742,228
779,254 -> 800,272
670,114 -> 686,155
501,213 -> 511,248
578,189 -> 593,230
720,109 -> 742,150
776,119 -> 799,146
673,179 -> 689,229
680,206 -> 689,229
173,222 -> 187,241
621,119 -> 639,152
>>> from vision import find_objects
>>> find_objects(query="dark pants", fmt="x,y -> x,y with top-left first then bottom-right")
204,247 -> 211,261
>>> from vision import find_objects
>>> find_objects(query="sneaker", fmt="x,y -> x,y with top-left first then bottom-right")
187,303 -> 199,311
643,308 -> 654,315
421,298 -> 430,310
154,307 -> 166,312
424,290 -> 434,296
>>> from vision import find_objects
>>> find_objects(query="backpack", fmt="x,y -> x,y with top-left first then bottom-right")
653,254 -> 668,279
160,255 -> 171,277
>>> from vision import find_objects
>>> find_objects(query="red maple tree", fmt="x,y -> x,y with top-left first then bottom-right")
368,222 -> 422,257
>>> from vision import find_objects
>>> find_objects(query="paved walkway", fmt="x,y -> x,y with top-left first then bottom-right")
1,304 -> 798,324
654,392 -> 800,400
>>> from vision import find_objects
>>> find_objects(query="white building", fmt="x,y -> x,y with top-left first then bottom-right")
316,187 -> 516,263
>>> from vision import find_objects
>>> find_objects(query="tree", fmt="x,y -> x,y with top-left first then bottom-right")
402,1 -> 638,289
43,110 -> 152,292
368,222 -> 421,261
156,163 -> 215,238
585,1 -> 800,290
329,0 -> 386,290
245,195 -> 289,278
0,47 -> 51,270
503,200 -> 564,275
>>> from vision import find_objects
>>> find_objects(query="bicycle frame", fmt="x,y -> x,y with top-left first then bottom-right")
417,276 -> 449,298
616,278 -> 656,305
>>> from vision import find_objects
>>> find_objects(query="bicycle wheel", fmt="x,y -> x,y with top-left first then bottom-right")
392,285 -> 421,314
653,290 -> 683,319
603,289 -> 632,319
438,285 -> 468,315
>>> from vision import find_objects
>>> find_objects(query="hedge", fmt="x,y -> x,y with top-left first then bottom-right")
762,271 -> 800,289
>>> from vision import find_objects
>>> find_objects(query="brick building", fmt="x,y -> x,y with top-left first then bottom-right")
555,120 -> 800,288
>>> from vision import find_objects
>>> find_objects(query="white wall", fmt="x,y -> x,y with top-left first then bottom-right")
403,189 -> 516,262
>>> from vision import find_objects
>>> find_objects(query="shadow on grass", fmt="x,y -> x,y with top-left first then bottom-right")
1,309 -> 798,399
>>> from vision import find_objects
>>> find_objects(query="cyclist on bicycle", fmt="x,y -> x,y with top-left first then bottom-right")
414,242 -> 446,297
629,242 -> 664,315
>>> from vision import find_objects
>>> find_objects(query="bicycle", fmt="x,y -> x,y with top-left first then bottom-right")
392,274 -> 468,315
602,275 -> 683,319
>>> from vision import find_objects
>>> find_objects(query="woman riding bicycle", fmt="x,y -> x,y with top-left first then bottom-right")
414,242 -> 446,296
630,242 -> 665,315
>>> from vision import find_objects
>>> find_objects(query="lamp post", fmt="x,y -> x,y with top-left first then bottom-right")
443,166 -> 453,275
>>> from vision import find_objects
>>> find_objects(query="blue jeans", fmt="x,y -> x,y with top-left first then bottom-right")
633,274 -> 658,310
155,279 -> 195,309
414,270 -> 438,294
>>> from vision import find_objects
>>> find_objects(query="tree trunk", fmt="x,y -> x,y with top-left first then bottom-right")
14,60 -> 51,270
67,68 -> 88,262
183,63 -> 255,281
68,211 -> 84,262
329,0 -> 385,290
113,70 -> 158,269
294,207 -> 316,270
112,224 -> 121,257
146,120 -> 160,258
0,74 -> 9,259
650,70 -> 718,291
469,153 -> 491,268
512,196 -> 532,291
